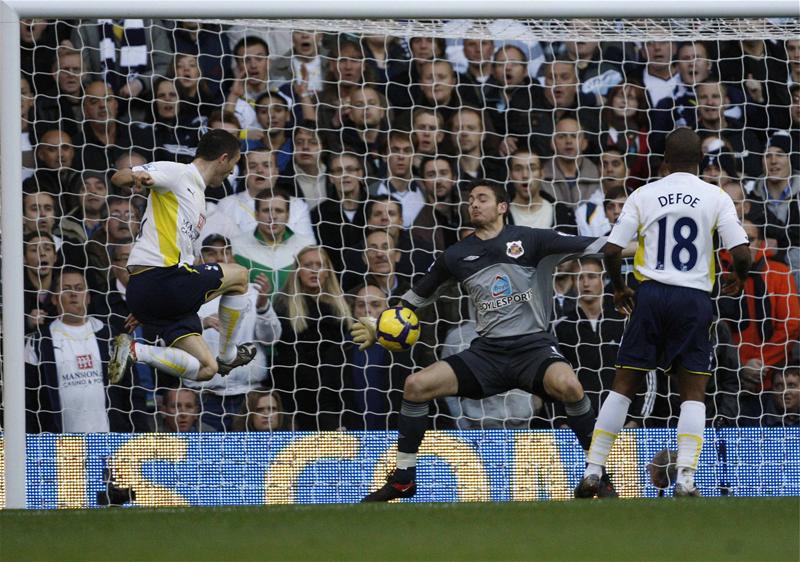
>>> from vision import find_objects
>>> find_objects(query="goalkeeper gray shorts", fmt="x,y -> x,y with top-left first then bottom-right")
442,332 -> 570,401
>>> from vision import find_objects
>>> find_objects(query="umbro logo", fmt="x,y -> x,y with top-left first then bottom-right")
462,255 -> 481,262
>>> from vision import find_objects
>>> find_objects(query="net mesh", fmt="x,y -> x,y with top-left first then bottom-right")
218,18 -> 800,41
9,16 -> 800,505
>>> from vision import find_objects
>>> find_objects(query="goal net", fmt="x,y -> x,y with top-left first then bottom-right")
6,14 -> 800,507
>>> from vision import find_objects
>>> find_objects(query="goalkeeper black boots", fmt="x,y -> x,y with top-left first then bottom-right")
361,470 -> 417,502
217,343 -> 257,376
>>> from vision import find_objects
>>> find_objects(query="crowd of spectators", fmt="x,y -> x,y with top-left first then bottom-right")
14,18 -> 800,433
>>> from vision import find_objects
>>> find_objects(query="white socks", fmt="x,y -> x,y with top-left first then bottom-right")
676,400 -> 705,489
582,395 -> 706,489
133,342 -> 201,380
585,391 -> 632,477
217,293 -> 249,363
396,452 -> 417,470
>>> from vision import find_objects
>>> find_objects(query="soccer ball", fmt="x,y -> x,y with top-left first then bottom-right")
375,307 -> 420,352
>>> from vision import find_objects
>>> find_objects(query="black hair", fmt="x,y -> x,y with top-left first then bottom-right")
324,149 -> 363,172
108,239 -> 134,266
23,230 -> 55,245
468,179 -> 510,207
195,129 -> 241,161
664,128 -> 703,170
253,187 -> 291,212
293,119 -> 320,137
603,185 -> 629,208
52,265 -> 87,293
234,35 -> 269,56
419,154 -> 457,177
365,196 -> 403,221
254,90 -> 288,108
22,186 -> 62,218
493,43 -> 529,63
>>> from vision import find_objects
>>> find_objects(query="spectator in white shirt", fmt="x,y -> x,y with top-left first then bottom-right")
211,149 -> 314,240
25,267 -> 150,433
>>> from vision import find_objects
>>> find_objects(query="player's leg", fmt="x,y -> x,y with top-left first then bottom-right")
666,287 -> 714,497
542,361 -> 596,453
541,361 -> 623,499
576,283 -> 660,497
207,262 -> 255,372
586,369 -> 641,470
111,326 -> 219,383
672,367 -> 711,497
362,361 -> 459,502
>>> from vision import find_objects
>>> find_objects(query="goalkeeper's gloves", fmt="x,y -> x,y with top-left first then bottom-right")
351,316 -> 377,351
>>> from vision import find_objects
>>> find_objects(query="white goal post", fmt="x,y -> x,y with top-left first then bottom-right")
2,0 -> 799,509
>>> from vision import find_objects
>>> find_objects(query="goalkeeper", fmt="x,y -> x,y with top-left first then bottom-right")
355,179 -> 627,501
108,130 -> 257,384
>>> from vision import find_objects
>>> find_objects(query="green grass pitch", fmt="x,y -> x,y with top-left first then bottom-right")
1,498 -> 797,561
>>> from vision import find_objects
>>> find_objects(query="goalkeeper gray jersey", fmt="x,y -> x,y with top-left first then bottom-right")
403,225 -> 605,338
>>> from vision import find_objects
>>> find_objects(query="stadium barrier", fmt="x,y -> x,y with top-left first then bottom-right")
3,428 -> 798,508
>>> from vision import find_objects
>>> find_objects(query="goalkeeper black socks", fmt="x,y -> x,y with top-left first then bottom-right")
395,400 -> 429,483
565,395 -> 595,452
394,467 -> 416,484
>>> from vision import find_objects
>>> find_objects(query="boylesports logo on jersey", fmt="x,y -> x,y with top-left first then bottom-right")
491,274 -> 513,297
506,240 -> 524,259
481,273 -> 533,312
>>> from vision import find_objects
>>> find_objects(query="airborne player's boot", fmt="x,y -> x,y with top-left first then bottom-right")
216,342 -> 257,375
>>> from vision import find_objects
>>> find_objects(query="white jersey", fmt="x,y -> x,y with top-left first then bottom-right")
608,172 -> 749,292
25,318 -> 109,433
127,161 -> 207,268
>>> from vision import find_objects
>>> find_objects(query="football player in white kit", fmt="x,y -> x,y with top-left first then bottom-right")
576,128 -> 752,498
108,130 -> 257,384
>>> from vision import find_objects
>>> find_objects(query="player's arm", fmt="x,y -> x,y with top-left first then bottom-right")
111,167 -> 155,191
603,193 -> 640,315
721,244 -> 752,296
399,253 -> 454,311
533,229 -> 606,259
603,241 -> 635,315
351,254 -> 453,350
716,194 -> 753,296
